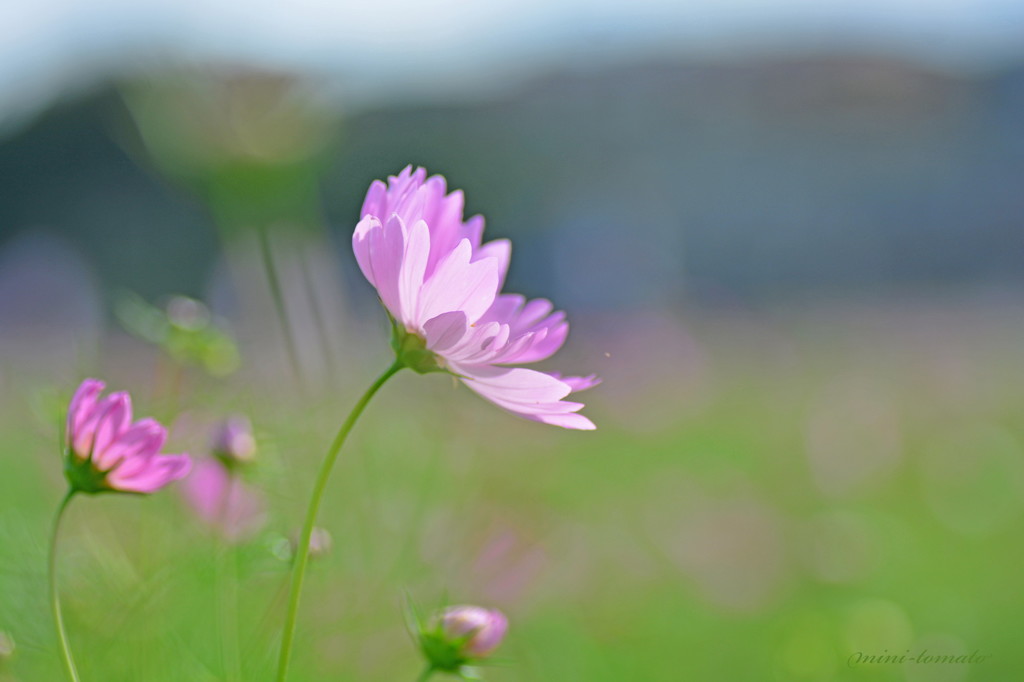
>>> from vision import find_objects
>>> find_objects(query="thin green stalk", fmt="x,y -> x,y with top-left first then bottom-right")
258,225 -> 305,392
415,664 -> 436,682
216,479 -> 242,682
296,239 -> 337,386
49,490 -> 80,682
275,361 -> 404,682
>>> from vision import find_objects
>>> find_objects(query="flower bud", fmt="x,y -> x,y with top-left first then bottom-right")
436,606 -> 507,658
270,527 -> 334,563
307,527 -> 333,558
166,295 -> 210,331
211,416 -> 256,466
417,604 -> 507,673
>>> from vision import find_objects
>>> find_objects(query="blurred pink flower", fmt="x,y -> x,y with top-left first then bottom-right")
64,379 -> 191,494
434,605 -> 508,659
180,458 -> 266,542
354,166 -> 598,429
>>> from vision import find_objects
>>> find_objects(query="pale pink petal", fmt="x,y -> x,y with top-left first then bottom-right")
484,329 -> 539,364
352,216 -> 379,284
421,184 -> 467,274
397,219 -> 431,327
450,364 -> 595,430
502,320 -> 569,364
352,214 -> 407,319
437,606 -> 508,658
360,179 -> 388,220
478,294 -> 569,364
454,324 -> 511,365
353,167 -> 597,430
423,311 -> 469,353
416,239 -> 499,325
66,379 -> 105,455
462,214 -> 485,250
475,239 -> 511,288
443,322 -> 504,363
515,299 -> 557,332
107,454 -> 192,493
90,393 -> 131,462
361,165 -> 423,221
93,418 -> 166,471
419,176 -> 451,226
528,412 -> 597,430
463,610 -> 508,657
549,373 -> 603,392
480,294 -> 525,325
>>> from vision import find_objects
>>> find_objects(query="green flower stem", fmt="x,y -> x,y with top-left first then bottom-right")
216,480 -> 242,682
275,361 -> 405,682
48,490 -> 80,682
258,225 -> 305,393
416,665 -> 436,682
296,239 -> 338,385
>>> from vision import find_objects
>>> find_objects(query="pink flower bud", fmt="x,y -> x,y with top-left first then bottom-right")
435,605 -> 508,659
211,415 -> 256,465
307,527 -> 333,558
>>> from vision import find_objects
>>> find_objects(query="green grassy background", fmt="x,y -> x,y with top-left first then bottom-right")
2,298 -> 1022,681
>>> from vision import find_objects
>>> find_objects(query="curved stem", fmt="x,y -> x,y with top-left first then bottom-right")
415,664 -> 436,682
49,490 -> 81,682
258,225 -> 305,393
296,239 -> 338,386
275,361 -> 404,682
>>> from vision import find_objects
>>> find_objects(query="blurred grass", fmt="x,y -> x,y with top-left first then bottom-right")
2,299 -> 1024,681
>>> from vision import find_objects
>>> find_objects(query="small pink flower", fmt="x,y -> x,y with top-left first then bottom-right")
65,379 -> 191,494
354,166 -> 599,429
435,605 -> 508,659
180,458 -> 266,542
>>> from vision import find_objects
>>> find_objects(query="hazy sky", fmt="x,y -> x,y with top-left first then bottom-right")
2,0 -> 1023,128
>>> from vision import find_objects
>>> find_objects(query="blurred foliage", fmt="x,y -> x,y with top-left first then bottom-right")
123,69 -> 338,238
115,292 -> 240,377
2,303 -> 1023,681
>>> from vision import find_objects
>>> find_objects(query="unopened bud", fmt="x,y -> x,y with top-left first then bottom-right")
273,527 -> 333,563
166,296 -> 210,331
211,416 -> 256,466
418,605 -> 507,674
307,527 -> 333,558
436,606 -> 507,658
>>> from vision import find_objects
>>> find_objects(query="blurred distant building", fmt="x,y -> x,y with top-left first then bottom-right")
2,54 -> 1023,314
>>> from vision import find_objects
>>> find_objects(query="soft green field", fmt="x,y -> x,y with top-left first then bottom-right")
2,298 -> 1023,681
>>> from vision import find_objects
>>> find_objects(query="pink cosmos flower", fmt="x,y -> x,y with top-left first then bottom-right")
180,458 -> 266,542
354,166 -> 599,429
64,379 -> 191,494
435,605 -> 508,659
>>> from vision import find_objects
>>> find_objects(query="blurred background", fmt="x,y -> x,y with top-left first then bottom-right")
2,1 -> 1024,680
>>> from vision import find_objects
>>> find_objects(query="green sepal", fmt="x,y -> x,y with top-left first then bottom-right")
389,316 -> 447,375
419,629 -> 472,673
63,451 -> 114,495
